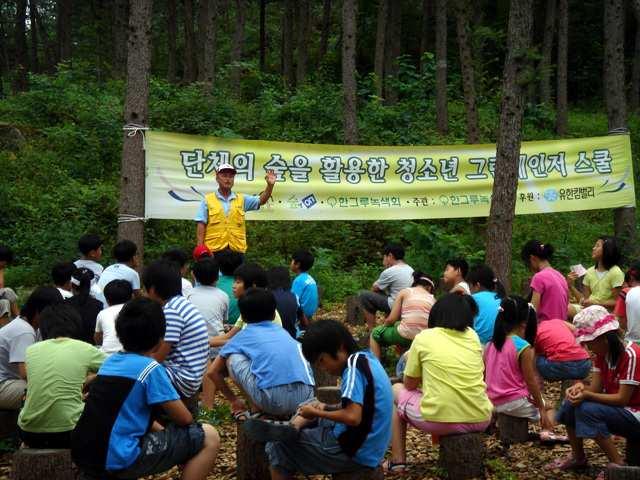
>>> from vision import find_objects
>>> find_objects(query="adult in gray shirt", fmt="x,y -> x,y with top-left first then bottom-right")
358,244 -> 414,329
0,287 -> 62,409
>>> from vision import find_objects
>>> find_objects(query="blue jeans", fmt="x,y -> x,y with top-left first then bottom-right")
536,357 -> 591,381
556,400 -> 640,439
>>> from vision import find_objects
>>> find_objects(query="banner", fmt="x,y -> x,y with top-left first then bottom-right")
144,131 -> 636,221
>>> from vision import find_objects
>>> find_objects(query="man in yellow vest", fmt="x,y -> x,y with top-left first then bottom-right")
195,163 -> 276,254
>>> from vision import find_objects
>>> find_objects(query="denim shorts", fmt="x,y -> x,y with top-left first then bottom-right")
227,353 -> 314,417
556,400 -> 640,440
265,418 -> 366,475
536,357 -> 591,381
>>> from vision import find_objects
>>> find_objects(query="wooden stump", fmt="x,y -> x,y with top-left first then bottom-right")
0,409 -> 18,439
313,365 -> 339,387
317,386 -> 341,405
345,295 -> 365,326
608,465 -> 640,480
439,433 -> 486,479
333,466 -> 384,479
12,449 -> 79,480
236,422 -> 271,480
627,439 -> 640,466
497,413 -> 529,445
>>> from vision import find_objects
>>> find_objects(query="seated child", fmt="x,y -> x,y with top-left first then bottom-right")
51,262 -> 75,299
370,271 -> 435,359
66,268 -> 103,345
442,257 -> 471,295
94,280 -> 133,355
484,297 -> 554,436
290,250 -> 319,330
267,266 -> 300,339
388,294 -> 492,473
208,288 -> 314,419
552,306 -> 640,471
535,319 -> 591,381
74,234 -> 104,283
614,262 -> 640,343
163,248 -> 194,297
468,264 -> 505,345
96,240 -> 141,307
214,249 -> 243,325
186,257 -> 229,409
71,298 -> 220,480
244,319 -> 393,479
18,304 -> 106,448
0,245 -> 19,318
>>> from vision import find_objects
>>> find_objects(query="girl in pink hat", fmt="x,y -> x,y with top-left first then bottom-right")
550,305 -> 640,472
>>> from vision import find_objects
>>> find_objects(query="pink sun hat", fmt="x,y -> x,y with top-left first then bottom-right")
573,305 -> 620,343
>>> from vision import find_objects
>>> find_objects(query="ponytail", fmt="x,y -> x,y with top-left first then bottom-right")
412,271 -> 435,292
492,296 -> 537,351
71,268 -> 94,306
605,330 -> 625,367
521,240 -> 554,265
467,264 -> 506,299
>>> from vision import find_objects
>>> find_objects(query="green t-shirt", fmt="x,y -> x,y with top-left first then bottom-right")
18,338 -> 106,433
217,275 -> 240,325
583,265 -> 624,303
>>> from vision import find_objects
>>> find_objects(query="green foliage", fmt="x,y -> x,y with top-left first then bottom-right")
486,458 -> 518,480
197,402 -> 232,426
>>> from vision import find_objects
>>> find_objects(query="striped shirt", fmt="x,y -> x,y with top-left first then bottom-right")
397,287 -> 436,339
163,295 -> 209,397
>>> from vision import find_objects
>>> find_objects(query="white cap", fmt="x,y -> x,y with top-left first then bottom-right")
216,163 -> 237,174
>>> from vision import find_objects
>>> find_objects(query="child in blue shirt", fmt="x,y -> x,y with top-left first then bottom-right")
244,319 -> 393,478
71,298 -> 220,480
290,250 -> 319,333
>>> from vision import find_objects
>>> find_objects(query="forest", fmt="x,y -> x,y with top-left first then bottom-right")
0,0 -> 639,300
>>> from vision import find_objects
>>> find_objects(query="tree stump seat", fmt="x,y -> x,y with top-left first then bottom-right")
332,466 -> 383,479
345,295 -> 365,326
313,365 -> 339,388
317,386 -> 342,405
12,448 -> 79,480
438,432 -> 486,479
236,421 -> 270,480
497,413 -> 530,445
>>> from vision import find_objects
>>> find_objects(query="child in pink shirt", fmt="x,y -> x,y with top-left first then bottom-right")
535,319 -> 591,381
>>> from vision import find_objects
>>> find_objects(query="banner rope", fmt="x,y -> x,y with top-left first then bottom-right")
117,214 -> 147,224
122,123 -> 149,150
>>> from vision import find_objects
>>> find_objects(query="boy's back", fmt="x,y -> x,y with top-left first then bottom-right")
71,352 -> 179,474
292,272 -> 319,319
187,285 -> 228,337
217,274 -> 240,324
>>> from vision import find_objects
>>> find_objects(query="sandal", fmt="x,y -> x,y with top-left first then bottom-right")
381,459 -> 408,474
546,455 -> 588,471
232,410 -> 251,422
243,417 -> 299,442
539,430 -> 569,444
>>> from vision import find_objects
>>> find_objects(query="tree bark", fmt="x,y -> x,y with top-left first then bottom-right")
342,0 -> 358,144
485,0 -> 534,290
631,1 -> 640,111
319,0 -> 332,62
33,4 -> 55,72
439,434 -> 486,480
296,0 -> 309,85
604,0 -> 637,260
56,0 -> 73,63
230,0 -> 246,95
167,0 -> 177,83
13,0 -> 29,92
435,0 -> 448,135
555,0 -> 568,135
112,0 -> 128,77
282,0 -> 295,89
384,0 -> 401,104
374,0 -> 388,98
182,0 -> 197,83
454,0 -> 479,143
419,0 -> 430,71
117,0 -> 153,259
259,0 -> 266,72
12,449 -> 79,480
539,0 -> 556,105
200,0 -> 217,91
29,0 -> 39,73
197,0 -> 209,81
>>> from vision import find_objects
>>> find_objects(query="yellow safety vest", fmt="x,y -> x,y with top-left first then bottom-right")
204,193 -> 247,253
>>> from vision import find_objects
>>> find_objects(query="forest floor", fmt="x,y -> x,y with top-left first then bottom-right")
0,304 -> 619,479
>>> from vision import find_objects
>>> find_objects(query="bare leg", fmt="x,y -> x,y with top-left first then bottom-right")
594,435 -> 624,464
390,383 -> 408,464
270,466 -> 293,480
182,424 -> 220,480
363,310 -> 377,330
566,426 -> 587,462
370,334 -> 382,359
201,360 -> 216,409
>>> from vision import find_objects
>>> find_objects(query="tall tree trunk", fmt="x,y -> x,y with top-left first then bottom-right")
374,0 -> 388,98
454,0 -> 479,143
435,0 -> 448,135
259,0 -> 266,72
118,0 -> 153,258
319,0 -> 331,62
539,0 -> 556,105
631,1 -> 640,112
13,0 -> 29,92
485,0 -> 534,290
56,0 -> 72,63
230,0 -> 246,94
384,0 -> 401,104
167,0 -> 177,83
342,0 -> 358,144
197,0 -> 209,81
112,0 -> 128,77
201,0 -> 217,91
604,0 -> 637,260
282,0 -> 295,89
182,0 -> 197,83
29,0 -> 39,73
419,0 -> 430,71
34,4 -> 55,72
0,17 -> 8,82
555,0 -> 568,134
296,0 -> 309,85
